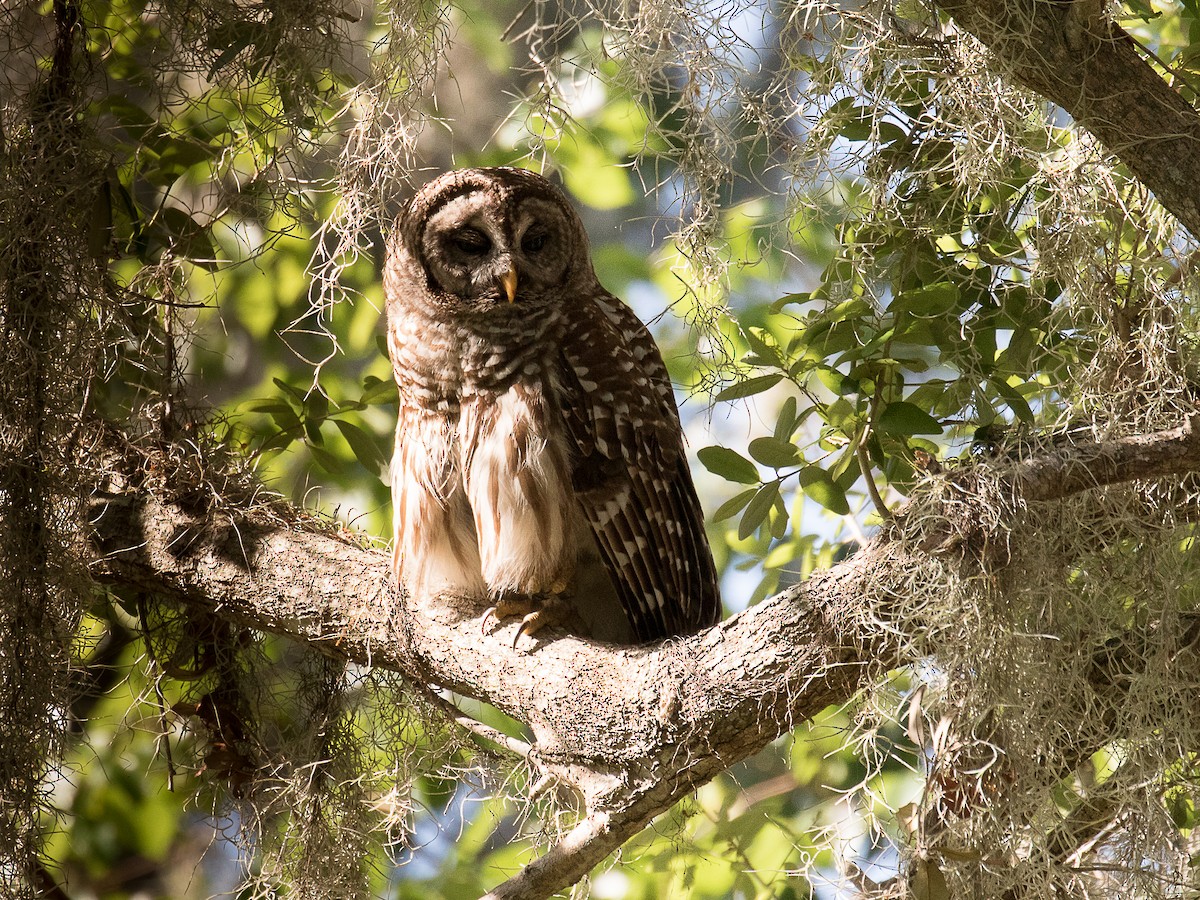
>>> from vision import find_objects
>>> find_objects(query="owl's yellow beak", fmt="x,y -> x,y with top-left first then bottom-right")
499,267 -> 518,303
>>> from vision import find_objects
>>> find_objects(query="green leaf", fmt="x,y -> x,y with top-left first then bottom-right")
1166,790 -> 1196,829
157,207 -> 216,266
773,395 -> 799,440
712,488 -> 757,522
827,445 -> 857,483
824,297 -> 873,324
738,481 -> 780,540
816,366 -> 858,395
971,315 -> 998,370
334,420 -> 387,476
697,446 -> 760,484
716,373 -> 783,401
798,466 -> 850,515
910,858 -> 950,900
149,137 -> 214,181
308,444 -> 341,474
769,491 -> 789,540
361,375 -> 398,405
96,94 -> 156,141
805,319 -> 861,356
267,406 -> 301,432
303,416 -> 324,446
1000,326 -> 1036,372
809,463 -> 855,511
305,390 -> 330,422
989,376 -> 1036,424
558,142 -> 635,209
257,428 -> 299,455
827,103 -> 874,141
87,180 -> 112,262
895,281 -> 959,316
743,327 -> 784,368
272,378 -> 308,403
822,397 -> 860,429
876,401 -> 942,436
770,291 -> 809,312
248,400 -> 295,415
748,436 -> 801,469
207,20 -> 259,77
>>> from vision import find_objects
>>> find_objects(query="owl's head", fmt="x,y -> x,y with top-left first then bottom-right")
394,167 -> 594,314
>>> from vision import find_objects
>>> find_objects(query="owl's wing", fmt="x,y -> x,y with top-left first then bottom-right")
556,290 -> 721,642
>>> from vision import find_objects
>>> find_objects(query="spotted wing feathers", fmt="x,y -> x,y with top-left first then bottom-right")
557,291 -> 721,642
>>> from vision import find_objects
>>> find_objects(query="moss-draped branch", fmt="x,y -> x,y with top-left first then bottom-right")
87,420 -> 1200,899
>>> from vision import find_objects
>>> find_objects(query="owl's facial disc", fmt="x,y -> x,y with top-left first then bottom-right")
420,188 -> 574,310
420,194 -> 508,305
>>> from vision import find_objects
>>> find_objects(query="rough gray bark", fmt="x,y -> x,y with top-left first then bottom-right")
87,420 -> 1200,899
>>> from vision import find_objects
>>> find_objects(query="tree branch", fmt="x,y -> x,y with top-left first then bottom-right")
85,420 -> 1200,898
934,0 -> 1200,238
1010,416 -> 1200,500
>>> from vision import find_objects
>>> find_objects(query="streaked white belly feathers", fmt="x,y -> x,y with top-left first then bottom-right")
460,386 -> 578,593
391,409 -> 483,600
392,385 -> 579,602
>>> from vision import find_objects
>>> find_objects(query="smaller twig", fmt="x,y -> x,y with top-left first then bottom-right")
1009,415 -> 1200,502
500,0 -> 537,42
1163,246 -> 1200,289
858,389 -> 892,520
415,681 -> 533,759
857,439 -> 891,520
528,773 -> 557,800
151,675 -> 177,792
843,509 -> 869,546
1123,24 -> 1200,99
482,811 -> 615,900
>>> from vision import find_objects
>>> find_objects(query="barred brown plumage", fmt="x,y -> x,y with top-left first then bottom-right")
385,166 -> 721,644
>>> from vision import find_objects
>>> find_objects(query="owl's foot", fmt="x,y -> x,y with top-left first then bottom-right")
482,591 -> 570,648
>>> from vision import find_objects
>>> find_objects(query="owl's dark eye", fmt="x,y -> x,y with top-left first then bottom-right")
451,228 -> 490,256
521,229 -> 548,254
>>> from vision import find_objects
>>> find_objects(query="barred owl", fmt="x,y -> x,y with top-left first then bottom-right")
385,167 -> 720,644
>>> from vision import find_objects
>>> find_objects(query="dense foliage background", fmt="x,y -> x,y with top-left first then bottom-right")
4,0 -> 1200,897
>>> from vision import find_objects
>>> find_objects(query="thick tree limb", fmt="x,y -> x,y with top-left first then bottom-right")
86,420 -> 1200,899
1010,416 -> 1200,499
91,483 -> 885,888
934,0 -> 1200,239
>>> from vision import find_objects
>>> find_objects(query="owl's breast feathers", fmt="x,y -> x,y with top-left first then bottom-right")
388,303 -> 581,599
459,383 -> 580,594
390,402 -> 483,600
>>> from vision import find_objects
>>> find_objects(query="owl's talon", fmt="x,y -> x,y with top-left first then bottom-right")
479,591 -> 572,648
513,611 -> 547,648
482,591 -> 538,641
511,598 -> 572,649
